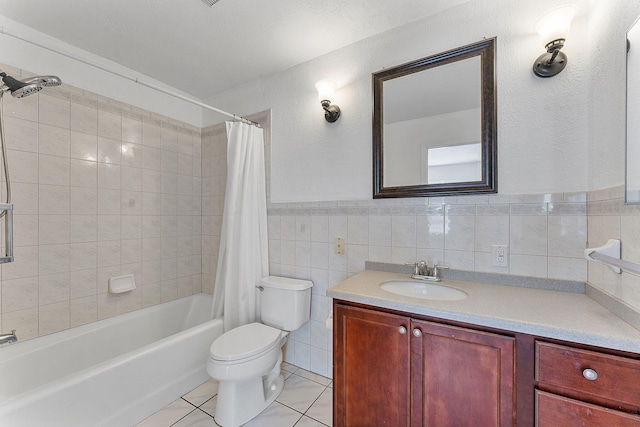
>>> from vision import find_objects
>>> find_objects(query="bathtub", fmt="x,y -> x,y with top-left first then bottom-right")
0,293 -> 223,427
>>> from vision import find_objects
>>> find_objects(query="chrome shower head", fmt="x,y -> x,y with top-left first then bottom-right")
22,75 -> 62,88
0,72 -> 62,98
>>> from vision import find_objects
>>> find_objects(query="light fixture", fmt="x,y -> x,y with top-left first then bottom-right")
532,5 -> 578,78
315,80 -> 341,123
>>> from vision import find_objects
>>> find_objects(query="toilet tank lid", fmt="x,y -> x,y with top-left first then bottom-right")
261,276 -> 313,290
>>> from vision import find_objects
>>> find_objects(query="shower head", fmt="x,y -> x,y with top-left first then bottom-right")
22,75 -> 62,88
0,72 -> 62,98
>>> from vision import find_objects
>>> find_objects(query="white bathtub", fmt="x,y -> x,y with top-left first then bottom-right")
0,293 -> 223,427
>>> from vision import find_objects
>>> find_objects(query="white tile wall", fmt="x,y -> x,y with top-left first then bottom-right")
587,185 -> 640,311
0,64 -> 202,341
262,193 -> 588,378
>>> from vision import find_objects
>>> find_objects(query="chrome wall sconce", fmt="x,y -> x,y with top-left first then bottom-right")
315,80 -> 341,122
533,5 -> 577,78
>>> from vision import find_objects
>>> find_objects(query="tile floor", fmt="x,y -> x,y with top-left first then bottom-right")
135,363 -> 333,427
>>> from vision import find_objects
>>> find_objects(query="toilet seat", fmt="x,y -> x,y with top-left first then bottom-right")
210,322 -> 282,363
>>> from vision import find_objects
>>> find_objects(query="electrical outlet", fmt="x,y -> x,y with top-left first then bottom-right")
334,237 -> 345,254
492,245 -> 508,267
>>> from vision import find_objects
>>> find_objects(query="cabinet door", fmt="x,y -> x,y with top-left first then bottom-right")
411,319 -> 515,427
334,304 -> 411,427
536,390 -> 640,426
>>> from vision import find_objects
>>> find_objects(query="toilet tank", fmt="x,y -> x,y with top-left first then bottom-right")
259,276 -> 313,331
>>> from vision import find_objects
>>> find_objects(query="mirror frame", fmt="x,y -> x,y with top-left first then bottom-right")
373,38 -> 497,198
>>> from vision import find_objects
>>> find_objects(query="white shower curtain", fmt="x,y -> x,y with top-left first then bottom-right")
211,121 -> 269,332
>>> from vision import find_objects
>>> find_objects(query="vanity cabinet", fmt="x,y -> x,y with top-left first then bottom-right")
333,301 -> 516,427
333,303 -> 411,426
535,341 -> 640,426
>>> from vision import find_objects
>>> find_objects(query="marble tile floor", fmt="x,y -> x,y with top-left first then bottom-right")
136,363 -> 333,427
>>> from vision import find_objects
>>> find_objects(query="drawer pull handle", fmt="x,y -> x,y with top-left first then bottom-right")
413,329 -> 422,337
398,326 -> 407,335
583,368 -> 598,381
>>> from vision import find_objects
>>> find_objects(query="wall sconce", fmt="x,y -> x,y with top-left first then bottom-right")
315,80 -> 341,122
532,5 -> 578,78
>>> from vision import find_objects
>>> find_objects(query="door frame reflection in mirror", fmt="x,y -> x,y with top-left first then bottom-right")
373,37 -> 497,198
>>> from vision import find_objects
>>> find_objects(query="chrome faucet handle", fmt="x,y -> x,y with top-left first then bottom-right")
433,265 -> 449,279
405,261 -> 420,275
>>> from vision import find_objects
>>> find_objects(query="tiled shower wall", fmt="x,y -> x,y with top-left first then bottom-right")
0,64 -> 202,341
201,124 -> 225,295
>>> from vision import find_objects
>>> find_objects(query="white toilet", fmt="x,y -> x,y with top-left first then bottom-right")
206,275 -> 313,427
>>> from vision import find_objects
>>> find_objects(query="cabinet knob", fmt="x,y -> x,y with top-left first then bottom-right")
582,368 -> 598,381
413,329 -> 422,337
398,326 -> 407,335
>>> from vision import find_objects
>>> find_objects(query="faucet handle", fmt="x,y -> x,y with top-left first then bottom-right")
433,265 -> 449,278
405,261 -> 420,275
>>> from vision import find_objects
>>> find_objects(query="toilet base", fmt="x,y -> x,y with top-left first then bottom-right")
214,353 -> 285,426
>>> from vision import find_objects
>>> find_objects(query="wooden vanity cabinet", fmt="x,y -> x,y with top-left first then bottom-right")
333,303 -> 411,426
334,301 -> 516,427
535,341 -> 640,426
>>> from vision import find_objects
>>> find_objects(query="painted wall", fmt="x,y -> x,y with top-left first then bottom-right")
584,0 -> 640,316
203,0 -> 591,202
587,0 -> 640,191
0,15 -> 205,128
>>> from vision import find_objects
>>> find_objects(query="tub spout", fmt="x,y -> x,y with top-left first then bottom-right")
0,330 -> 17,344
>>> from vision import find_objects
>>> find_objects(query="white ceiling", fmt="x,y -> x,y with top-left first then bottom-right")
0,0 -> 469,100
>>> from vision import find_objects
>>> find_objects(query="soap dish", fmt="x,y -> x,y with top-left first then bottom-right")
108,274 -> 136,294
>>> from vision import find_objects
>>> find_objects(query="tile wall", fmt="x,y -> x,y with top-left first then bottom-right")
1,65 -> 600,380
201,124 -> 226,295
263,192 -> 588,377
587,185 -> 640,311
0,64 -> 203,340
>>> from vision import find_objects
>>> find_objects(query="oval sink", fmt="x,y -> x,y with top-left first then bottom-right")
379,280 -> 467,301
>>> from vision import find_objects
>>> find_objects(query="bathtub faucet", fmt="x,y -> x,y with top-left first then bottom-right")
0,330 -> 17,344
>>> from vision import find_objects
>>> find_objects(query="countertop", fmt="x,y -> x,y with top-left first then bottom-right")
326,270 -> 640,354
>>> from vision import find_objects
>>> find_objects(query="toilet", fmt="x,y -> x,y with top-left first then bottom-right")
206,275 -> 313,427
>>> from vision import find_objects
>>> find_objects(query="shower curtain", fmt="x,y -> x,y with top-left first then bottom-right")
211,121 -> 269,332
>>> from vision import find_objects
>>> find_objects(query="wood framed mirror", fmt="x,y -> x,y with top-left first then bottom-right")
373,38 -> 497,198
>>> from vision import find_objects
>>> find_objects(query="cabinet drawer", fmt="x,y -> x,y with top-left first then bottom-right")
536,341 -> 640,408
536,390 -> 640,426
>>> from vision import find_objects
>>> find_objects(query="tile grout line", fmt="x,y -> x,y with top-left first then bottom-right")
153,364 -> 332,427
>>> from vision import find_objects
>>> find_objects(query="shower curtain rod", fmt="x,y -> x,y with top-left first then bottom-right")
0,28 -> 260,127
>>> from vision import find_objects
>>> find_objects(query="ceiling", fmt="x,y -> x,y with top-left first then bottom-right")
0,0 -> 469,100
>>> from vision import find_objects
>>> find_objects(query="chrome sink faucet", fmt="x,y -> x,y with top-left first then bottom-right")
407,261 -> 449,282
0,330 -> 17,345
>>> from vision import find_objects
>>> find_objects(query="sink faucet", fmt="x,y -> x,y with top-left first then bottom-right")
407,261 -> 449,282
0,330 -> 17,345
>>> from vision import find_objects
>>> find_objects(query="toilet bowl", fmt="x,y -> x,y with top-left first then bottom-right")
207,323 -> 288,426
206,276 -> 313,427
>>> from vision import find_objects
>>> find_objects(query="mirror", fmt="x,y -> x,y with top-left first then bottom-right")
627,19 -> 640,204
373,38 -> 497,198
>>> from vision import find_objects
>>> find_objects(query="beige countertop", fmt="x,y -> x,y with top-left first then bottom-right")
327,270 -> 640,354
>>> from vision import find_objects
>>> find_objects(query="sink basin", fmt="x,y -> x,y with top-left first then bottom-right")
379,280 -> 468,301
